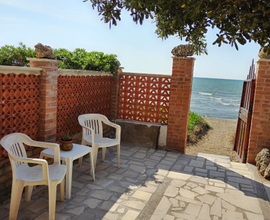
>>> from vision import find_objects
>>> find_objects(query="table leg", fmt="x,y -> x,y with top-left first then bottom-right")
89,151 -> 95,181
63,158 -> 73,199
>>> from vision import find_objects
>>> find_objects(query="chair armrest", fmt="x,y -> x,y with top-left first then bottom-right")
9,154 -> 49,182
23,138 -> 61,164
102,120 -> 121,140
80,125 -> 95,143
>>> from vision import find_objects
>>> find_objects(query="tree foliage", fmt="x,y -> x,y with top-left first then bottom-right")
0,43 -> 120,73
0,42 -> 35,66
87,0 -> 270,55
54,48 -> 120,73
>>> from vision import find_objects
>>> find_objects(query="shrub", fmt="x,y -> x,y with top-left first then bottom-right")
53,48 -> 120,73
0,43 -> 120,73
0,42 -> 35,66
188,111 -> 210,143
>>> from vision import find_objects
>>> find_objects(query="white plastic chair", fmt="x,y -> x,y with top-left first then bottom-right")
0,133 -> 66,220
78,114 -> 121,167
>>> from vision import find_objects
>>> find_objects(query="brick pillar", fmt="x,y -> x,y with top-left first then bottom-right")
27,58 -> 61,142
110,68 -> 122,121
247,59 -> 270,163
167,57 -> 195,153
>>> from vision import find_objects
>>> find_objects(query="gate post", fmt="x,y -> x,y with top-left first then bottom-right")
166,57 -> 195,153
248,59 -> 270,163
110,68 -> 122,121
27,58 -> 61,142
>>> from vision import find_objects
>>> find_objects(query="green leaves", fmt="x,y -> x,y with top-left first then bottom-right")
53,48 -> 120,73
87,0 -> 270,54
0,43 -> 120,74
0,42 -> 35,66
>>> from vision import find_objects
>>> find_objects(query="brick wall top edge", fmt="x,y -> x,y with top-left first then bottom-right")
58,69 -> 113,77
121,72 -> 171,77
0,65 -> 42,75
27,58 -> 62,63
257,59 -> 270,63
171,56 -> 196,60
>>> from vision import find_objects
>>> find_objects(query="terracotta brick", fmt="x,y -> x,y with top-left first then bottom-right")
248,59 -> 270,163
167,57 -> 195,153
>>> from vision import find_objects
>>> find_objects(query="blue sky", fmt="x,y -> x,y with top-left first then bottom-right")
0,0 -> 260,80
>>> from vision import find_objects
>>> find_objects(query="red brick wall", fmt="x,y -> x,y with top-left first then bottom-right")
166,57 -> 195,153
57,74 -> 113,139
110,69 -> 121,121
0,70 -> 41,203
247,59 -> 270,163
118,73 -> 171,123
29,59 -> 60,142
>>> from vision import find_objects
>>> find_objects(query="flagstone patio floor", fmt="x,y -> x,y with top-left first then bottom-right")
1,143 -> 270,220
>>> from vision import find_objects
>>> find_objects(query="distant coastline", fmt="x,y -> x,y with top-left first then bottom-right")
193,76 -> 244,81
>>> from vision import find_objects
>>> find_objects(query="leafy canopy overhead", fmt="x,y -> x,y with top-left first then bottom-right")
87,0 -> 270,55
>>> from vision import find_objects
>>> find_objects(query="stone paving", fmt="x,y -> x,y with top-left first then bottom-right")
1,143 -> 270,220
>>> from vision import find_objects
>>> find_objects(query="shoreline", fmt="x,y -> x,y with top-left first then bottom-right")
202,116 -> 238,122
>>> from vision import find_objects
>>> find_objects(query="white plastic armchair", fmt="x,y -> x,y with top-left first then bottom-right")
0,133 -> 66,220
78,114 -> 121,167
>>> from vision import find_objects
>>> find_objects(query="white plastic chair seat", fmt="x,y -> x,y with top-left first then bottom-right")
84,136 -> 120,147
16,164 -> 66,182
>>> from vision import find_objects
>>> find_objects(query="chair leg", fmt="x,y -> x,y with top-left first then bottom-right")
60,178 -> 65,202
79,139 -> 87,167
101,148 -> 106,162
48,183 -> 57,220
10,180 -> 24,220
25,185 -> 33,202
117,144 -> 120,168
92,146 -> 99,167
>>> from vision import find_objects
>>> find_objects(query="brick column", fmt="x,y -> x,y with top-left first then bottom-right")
27,58 -> 61,142
247,59 -> 270,163
167,57 -> 195,153
110,68 -> 122,121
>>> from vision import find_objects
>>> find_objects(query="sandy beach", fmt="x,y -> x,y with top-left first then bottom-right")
186,116 -> 239,162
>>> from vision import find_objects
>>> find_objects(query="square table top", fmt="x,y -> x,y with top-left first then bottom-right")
41,143 -> 92,160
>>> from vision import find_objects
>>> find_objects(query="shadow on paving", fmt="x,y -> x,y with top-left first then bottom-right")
1,143 -> 270,220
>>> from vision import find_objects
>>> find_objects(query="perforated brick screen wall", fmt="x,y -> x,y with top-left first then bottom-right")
0,73 -> 40,160
57,75 -> 113,139
118,73 -> 171,124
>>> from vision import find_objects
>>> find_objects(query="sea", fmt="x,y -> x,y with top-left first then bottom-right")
190,77 -> 243,120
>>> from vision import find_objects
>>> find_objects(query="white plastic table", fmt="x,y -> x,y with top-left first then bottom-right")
40,143 -> 95,199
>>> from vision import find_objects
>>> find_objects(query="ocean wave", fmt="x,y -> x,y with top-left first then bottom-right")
210,97 -> 222,101
219,101 -> 239,107
199,92 -> 213,96
229,99 -> 240,102
220,101 -> 231,106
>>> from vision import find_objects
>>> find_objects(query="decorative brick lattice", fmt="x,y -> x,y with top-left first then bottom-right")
57,75 -> 113,139
0,73 -> 40,159
118,74 -> 171,123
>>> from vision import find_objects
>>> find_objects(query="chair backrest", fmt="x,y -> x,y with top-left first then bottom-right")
78,114 -> 106,139
0,133 -> 29,171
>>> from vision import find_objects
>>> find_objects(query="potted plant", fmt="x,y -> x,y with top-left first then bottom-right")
60,131 -> 73,151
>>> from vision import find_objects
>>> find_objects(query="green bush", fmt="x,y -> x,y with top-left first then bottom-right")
53,48 -> 120,73
187,111 -> 210,143
188,111 -> 203,131
0,42 -> 35,66
0,43 -> 120,73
